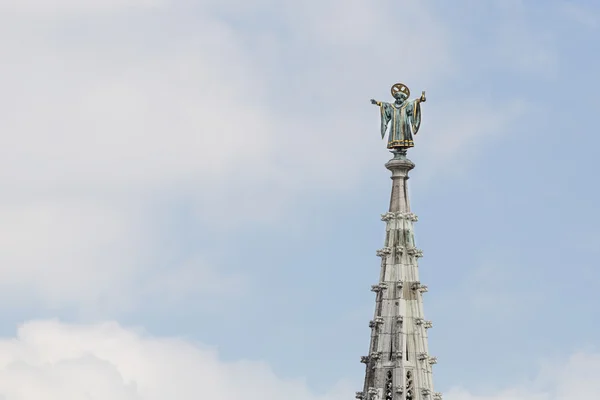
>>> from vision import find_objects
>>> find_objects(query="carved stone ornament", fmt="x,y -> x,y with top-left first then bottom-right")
392,212 -> 418,221
407,247 -> 423,258
418,352 -> 428,361
395,245 -> 405,255
406,212 -> 419,222
370,352 -> 382,360
423,320 -> 433,329
412,282 -> 428,293
368,387 -> 380,400
371,283 -> 388,292
428,356 -> 438,365
396,281 -> 404,289
381,212 -> 396,221
395,386 -> 404,394
396,316 -> 404,323
422,388 -> 432,396
433,393 -> 443,400
415,318 -> 424,325
369,318 -> 384,328
394,351 -> 403,359
355,392 -> 365,399
376,247 -> 392,257
361,356 -> 370,364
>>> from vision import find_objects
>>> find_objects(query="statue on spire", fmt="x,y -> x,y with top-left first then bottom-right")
371,83 -> 426,150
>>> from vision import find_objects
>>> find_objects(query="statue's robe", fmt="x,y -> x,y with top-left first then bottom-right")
378,100 -> 422,149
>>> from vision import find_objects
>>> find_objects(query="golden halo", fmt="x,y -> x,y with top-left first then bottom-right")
391,83 -> 410,98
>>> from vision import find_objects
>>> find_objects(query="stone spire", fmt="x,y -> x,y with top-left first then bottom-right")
357,152 -> 441,400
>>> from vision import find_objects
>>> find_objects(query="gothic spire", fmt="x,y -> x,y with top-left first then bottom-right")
357,153 -> 441,400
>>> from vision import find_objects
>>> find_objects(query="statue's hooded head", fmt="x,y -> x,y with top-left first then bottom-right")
391,83 -> 410,103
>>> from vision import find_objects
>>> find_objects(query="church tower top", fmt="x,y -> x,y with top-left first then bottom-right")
357,85 -> 440,400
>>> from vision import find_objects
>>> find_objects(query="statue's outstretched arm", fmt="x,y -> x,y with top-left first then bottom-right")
370,99 -> 382,106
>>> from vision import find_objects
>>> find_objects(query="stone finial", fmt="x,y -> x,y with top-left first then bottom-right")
423,320 -> 433,329
428,356 -> 438,365
433,393 -> 443,400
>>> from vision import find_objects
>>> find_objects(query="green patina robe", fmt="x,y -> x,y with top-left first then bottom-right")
378,100 -> 422,149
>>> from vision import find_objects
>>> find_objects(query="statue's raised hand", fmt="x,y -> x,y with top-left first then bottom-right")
370,99 -> 378,105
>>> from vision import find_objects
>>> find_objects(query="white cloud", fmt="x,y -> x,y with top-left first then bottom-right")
0,198 -> 244,313
0,200 -> 141,310
0,1 -> 552,310
0,320 -> 599,400
0,3 -> 274,308
446,352 -> 600,400
0,17 -> 275,193
0,0 -> 465,211
0,0 -> 165,14
0,320 -> 352,400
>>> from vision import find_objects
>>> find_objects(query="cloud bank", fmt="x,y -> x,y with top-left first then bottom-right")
0,320 -> 599,400
0,0 -> 544,311
0,320 -> 351,400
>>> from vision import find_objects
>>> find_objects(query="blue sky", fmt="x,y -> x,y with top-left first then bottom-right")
0,0 -> 599,398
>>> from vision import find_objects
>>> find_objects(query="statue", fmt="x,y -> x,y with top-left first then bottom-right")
370,83 -> 426,151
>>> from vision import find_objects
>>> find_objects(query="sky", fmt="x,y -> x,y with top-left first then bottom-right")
0,0 -> 599,398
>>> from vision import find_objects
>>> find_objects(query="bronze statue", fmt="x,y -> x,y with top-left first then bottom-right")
371,83 -> 426,150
